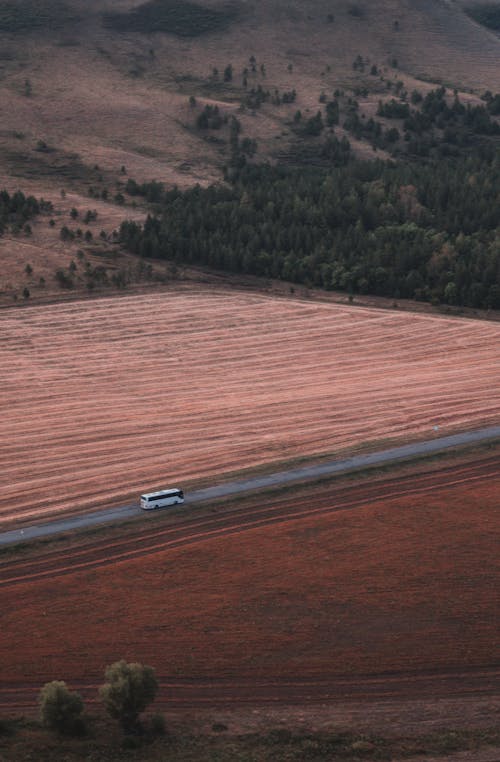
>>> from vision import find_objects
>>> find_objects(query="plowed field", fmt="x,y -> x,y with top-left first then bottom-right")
1,290 -> 500,527
0,455 -> 498,711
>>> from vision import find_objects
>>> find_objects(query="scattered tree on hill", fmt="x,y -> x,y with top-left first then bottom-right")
38,681 -> 85,736
304,111 -> 324,136
99,660 -> 158,733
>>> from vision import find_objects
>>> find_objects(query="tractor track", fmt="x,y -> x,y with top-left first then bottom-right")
0,456 -> 498,712
0,455 -> 498,589
1,666 -> 499,710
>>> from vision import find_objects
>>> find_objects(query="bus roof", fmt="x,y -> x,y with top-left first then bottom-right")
141,488 -> 182,499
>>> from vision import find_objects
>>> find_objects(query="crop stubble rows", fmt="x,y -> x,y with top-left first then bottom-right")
1,289 -> 499,525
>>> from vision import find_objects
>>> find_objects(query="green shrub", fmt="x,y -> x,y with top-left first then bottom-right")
38,681 -> 85,735
99,660 -> 158,733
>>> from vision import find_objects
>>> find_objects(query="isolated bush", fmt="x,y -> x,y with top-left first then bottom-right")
38,680 -> 85,735
99,660 -> 158,732
55,269 -> 74,288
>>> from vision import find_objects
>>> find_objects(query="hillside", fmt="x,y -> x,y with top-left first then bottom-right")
1,0 -> 500,191
0,0 -> 500,302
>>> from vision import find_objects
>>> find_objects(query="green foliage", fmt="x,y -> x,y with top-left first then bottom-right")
0,190 -> 40,236
60,225 -> 74,241
466,3 -> 500,29
104,0 -> 238,37
119,153 -> 500,310
243,84 -> 270,110
99,660 -> 158,732
38,681 -> 85,735
326,99 -> 340,126
377,98 -> 410,119
196,104 -> 224,130
299,111 -> 324,137
0,1 -> 76,32
347,87 -> 500,157
55,268 -> 74,288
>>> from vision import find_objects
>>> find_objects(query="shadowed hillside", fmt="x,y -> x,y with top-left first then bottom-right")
1,0 -> 500,301
0,0 -> 499,190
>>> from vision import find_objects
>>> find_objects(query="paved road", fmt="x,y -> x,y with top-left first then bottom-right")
1,425 -> 499,548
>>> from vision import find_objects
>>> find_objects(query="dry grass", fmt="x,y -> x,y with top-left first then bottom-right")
0,0 -> 499,196
0,0 -> 498,293
0,288 -> 499,527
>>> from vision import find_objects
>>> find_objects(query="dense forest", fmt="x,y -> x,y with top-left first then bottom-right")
119,151 -> 500,309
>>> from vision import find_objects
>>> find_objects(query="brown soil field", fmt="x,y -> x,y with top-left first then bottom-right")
1,289 -> 500,528
0,455 -> 498,714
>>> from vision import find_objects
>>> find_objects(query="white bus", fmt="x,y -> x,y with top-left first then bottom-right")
140,488 -> 184,511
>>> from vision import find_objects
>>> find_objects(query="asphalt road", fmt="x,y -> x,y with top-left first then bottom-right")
1,425 -> 499,548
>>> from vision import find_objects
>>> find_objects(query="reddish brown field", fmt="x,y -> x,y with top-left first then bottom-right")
0,455 -> 498,711
1,289 -> 500,527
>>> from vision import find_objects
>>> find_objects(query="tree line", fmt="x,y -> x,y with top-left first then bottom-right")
118,153 -> 500,309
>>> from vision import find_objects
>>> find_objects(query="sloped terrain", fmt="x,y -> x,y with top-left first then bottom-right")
1,0 -> 500,191
1,0 -> 500,299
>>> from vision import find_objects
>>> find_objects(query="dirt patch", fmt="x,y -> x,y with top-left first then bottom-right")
0,458 -> 498,716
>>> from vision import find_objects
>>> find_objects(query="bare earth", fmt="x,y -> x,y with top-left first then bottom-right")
1,288 -> 499,528
0,455 -> 498,732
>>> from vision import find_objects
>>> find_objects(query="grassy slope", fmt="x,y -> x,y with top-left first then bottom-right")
1,0 -> 500,188
1,0 -> 500,298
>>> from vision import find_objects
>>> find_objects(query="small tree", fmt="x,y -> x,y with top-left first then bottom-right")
99,660 -> 158,733
38,681 -> 84,735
